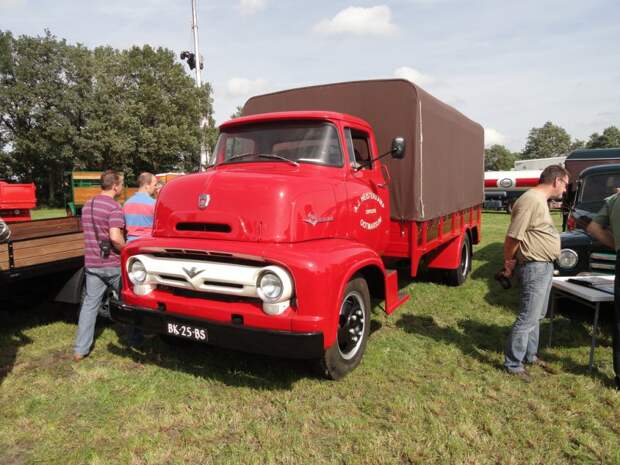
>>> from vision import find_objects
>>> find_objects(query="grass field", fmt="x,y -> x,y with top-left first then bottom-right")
1,212 -> 619,465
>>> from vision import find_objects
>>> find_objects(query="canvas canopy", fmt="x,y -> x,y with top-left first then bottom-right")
242,79 -> 484,221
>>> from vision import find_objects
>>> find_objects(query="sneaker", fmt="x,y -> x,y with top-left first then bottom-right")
72,353 -> 86,362
529,358 -> 557,374
506,368 -> 531,382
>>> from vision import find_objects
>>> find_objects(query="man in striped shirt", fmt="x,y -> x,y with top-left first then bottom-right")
123,172 -> 158,242
73,170 -> 126,361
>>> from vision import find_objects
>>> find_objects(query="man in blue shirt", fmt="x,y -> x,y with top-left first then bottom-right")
123,172 -> 158,242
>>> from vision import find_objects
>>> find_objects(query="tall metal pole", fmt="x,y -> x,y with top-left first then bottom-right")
191,0 -> 209,170
191,0 -> 202,87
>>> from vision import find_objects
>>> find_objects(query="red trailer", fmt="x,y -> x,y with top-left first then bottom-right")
111,80 -> 484,379
0,181 -> 37,222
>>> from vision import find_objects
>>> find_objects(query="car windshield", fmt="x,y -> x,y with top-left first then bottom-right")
577,173 -> 620,212
214,121 -> 343,167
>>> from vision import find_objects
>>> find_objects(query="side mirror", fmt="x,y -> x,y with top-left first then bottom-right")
391,137 -> 406,159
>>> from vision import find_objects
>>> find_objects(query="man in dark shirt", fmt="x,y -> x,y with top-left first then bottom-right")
73,170 -> 126,361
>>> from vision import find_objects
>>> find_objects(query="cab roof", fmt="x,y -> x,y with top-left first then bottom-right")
219,111 -> 371,130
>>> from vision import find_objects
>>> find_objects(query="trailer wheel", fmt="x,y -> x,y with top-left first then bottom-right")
317,276 -> 371,380
445,234 -> 472,286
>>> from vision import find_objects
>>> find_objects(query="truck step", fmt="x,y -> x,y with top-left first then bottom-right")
385,269 -> 409,314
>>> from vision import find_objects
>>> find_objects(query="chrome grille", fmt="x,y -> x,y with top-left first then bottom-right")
589,252 -> 616,273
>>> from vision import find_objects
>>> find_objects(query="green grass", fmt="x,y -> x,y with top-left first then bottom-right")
1,212 -> 619,465
30,208 -> 68,220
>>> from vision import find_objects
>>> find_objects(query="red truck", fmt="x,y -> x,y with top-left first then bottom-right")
0,181 -> 37,222
111,80 -> 484,379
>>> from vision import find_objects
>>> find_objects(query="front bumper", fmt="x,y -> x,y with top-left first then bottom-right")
110,299 -> 324,359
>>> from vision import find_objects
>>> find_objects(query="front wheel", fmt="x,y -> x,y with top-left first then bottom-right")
317,276 -> 371,380
444,234 -> 472,286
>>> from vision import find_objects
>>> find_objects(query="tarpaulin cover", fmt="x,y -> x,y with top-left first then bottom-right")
242,79 -> 484,221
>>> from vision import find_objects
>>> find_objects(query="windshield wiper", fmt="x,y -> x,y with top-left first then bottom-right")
220,152 -> 298,167
257,153 -> 299,166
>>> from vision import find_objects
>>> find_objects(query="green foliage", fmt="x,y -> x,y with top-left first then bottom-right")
521,121 -> 573,159
230,105 -> 244,119
586,126 -> 620,149
0,30 -> 216,205
484,144 -> 517,170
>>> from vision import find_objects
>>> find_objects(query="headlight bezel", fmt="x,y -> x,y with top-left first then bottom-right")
558,248 -> 579,269
127,258 -> 148,284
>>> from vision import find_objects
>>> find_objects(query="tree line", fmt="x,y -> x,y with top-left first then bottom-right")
0,30 -> 216,206
485,122 -> 620,171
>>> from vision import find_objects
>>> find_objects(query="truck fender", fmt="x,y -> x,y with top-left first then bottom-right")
323,254 -> 385,348
54,266 -> 85,304
426,231 -> 468,270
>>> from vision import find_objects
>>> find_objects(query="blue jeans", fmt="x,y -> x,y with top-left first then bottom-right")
74,267 -> 120,356
504,262 -> 553,373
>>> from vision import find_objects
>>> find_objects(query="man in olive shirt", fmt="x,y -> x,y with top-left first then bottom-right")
586,195 -> 620,390
502,165 -> 569,377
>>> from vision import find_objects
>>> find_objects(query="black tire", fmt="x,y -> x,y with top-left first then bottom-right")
317,276 -> 371,380
444,234 -> 472,287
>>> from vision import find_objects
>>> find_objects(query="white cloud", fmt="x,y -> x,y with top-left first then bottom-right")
313,6 -> 397,37
484,128 -> 506,147
239,0 -> 266,15
394,66 -> 436,88
226,77 -> 269,98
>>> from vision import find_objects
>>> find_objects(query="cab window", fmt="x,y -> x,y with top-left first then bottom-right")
344,128 -> 372,169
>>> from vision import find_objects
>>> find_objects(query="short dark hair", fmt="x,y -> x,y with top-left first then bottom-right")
100,170 -> 122,190
540,165 -> 569,185
137,172 -> 155,188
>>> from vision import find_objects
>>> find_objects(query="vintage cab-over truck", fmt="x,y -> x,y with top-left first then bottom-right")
110,79 -> 484,379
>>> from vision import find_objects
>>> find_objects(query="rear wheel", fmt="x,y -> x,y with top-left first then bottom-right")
317,276 -> 371,380
445,234 -> 472,286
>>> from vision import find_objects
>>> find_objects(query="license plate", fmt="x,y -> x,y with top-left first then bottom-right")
166,322 -> 208,342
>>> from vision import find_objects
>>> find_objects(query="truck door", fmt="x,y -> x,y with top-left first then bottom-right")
344,127 -> 390,252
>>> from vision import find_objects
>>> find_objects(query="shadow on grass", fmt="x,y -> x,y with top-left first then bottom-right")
396,313 -> 617,385
0,277 -> 80,386
106,324 -> 317,390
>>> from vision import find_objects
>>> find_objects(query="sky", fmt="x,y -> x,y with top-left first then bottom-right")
1,0 -> 619,151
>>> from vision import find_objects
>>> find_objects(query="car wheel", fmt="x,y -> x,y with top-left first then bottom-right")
317,276 -> 371,380
445,234 -> 472,286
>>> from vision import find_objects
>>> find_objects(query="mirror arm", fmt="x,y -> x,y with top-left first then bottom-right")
353,149 -> 394,172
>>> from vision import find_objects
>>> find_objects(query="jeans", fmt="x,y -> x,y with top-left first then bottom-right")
74,267 -> 120,356
504,261 -> 553,373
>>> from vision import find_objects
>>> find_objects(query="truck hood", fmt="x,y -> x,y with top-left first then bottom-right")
152,167 -> 340,243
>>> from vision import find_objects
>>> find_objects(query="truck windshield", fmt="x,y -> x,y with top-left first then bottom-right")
578,173 -> 620,212
214,121 -> 343,167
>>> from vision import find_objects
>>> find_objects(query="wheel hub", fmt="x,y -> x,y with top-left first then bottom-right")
337,292 -> 365,359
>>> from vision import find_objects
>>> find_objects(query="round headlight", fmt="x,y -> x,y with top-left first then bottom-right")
558,249 -> 578,269
0,219 -> 10,243
257,272 -> 283,303
128,259 -> 147,284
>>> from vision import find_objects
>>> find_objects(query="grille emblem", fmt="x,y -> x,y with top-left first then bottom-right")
183,266 -> 204,279
198,194 -> 210,209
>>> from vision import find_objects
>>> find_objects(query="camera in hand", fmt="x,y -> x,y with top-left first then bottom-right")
494,270 -> 512,289
99,239 -> 112,259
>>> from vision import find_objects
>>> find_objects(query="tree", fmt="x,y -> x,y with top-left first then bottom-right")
586,126 -> 620,149
521,121 -> 573,159
0,31 -> 217,203
230,106 -> 243,119
485,144 -> 517,171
